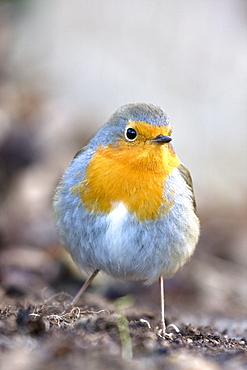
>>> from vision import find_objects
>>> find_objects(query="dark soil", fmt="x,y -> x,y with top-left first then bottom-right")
0,274 -> 246,370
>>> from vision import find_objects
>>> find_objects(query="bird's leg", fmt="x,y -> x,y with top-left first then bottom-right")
159,276 -> 166,335
62,269 -> 100,314
158,276 -> 180,336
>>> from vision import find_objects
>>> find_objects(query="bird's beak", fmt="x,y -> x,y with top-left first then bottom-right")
152,135 -> 172,144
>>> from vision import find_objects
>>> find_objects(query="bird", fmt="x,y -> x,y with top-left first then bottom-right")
53,103 -> 200,335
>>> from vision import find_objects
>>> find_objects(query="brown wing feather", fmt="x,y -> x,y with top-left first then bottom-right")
177,163 -> 197,212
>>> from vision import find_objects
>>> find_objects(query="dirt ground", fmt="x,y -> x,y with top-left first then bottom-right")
0,245 -> 246,370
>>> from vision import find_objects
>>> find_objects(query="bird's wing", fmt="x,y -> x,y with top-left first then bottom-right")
177,163 -> 197,212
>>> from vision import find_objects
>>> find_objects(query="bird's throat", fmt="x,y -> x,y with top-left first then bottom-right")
71,142 -> 180,221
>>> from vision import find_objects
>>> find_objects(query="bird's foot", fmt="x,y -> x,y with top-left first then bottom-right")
157,323 -> 180,338
61,304 -> 74,315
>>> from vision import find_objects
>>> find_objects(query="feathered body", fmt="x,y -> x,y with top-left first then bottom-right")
53,103 -> 200,284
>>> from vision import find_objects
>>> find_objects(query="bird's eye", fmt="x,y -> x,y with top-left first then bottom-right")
125,127 -> 137,141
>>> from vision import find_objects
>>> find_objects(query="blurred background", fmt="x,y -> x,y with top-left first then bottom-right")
0,0 -> 246,322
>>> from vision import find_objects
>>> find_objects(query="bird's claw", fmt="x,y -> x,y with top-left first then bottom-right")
157,323 -> 180,338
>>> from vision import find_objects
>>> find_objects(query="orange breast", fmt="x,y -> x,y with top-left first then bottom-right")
72,137 -> 180,221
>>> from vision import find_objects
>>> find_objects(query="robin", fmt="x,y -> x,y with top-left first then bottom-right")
53,103 -> 200,335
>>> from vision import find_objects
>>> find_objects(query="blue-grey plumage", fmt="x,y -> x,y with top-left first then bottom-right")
53,103 -> 200,285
